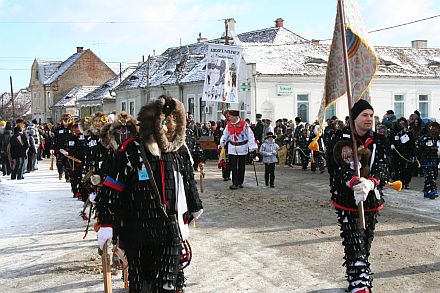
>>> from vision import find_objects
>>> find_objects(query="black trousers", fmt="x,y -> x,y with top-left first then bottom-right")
264,163 -> 275,186
1,155 -> 11,175
229,154 -> 246,186
394,158 -> 413,186
56,152 -> 69,179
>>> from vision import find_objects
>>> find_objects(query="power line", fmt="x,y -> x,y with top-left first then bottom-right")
368,14 -> 440,33
0,19 -> 217,24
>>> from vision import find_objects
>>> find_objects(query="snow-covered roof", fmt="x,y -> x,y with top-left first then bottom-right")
375,46 -> 440,77
9,88 -> 30,106
237,26 -> 309,45
38,50 -> 87,85
77,66 -> 137,102
242,43 -> 330,76
53,85 -> 99,108
36,60 -> 63,84
116,26 -> 440,92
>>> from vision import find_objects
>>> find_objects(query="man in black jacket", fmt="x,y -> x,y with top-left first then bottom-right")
331,99 -> 389,293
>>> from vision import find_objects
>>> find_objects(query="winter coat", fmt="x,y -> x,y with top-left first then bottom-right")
331,129 -> 389,211
9,133 -> 29,159
259,139 -> 279,164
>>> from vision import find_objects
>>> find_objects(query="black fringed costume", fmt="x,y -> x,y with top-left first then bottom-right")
53,122 -> 72,179
95,96 -> 202,293
64,131 -> 87,197
331,128 -> 389,293
390,128 -> 415,188
417,132 -> 439,198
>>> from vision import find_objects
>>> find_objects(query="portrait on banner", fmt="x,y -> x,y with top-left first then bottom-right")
202,44 -> 243,103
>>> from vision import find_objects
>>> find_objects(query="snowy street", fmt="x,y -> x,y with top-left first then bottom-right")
1,159 -> 440,292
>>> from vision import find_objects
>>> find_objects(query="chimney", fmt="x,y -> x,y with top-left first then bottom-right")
76,46 -> 84,53
311,39 -> 320,45
411,40 -> 427,49
275,18 -> 284,28
197,32 -> 208,43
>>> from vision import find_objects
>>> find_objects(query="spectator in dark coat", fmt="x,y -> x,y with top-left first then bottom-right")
8,126 -> 29,180
1,122 -> 12,176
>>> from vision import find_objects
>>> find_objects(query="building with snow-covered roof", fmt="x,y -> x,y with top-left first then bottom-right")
29,47 -> 116,123
0,88 -> 31,120
76,66 -> 137,117
52,86 -> 99,121
113,18 -> 440,124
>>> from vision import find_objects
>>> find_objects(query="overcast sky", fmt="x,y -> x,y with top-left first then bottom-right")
1,0 -> 439,92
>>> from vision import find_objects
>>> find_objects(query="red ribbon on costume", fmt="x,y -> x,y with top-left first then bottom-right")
160,159 -> 168,206
227,119 -> 246,139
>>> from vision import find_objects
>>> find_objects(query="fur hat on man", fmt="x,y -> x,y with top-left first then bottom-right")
100,111 -> 138,151
137,95 -> 186,156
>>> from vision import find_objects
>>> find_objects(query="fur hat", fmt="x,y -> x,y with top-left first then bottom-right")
100,112 -> 138,151
137,95 -> 186,156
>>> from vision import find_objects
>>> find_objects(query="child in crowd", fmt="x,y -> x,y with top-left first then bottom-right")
259,132 -> 279,187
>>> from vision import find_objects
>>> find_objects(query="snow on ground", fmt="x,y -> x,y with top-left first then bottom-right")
1,159 -> 440,292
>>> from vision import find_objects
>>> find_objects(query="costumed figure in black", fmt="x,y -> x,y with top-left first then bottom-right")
185,113 -> 204,171
98,111 -> 139,196
77,112 -> 108,202
390,117 -> 416,189
53,114 -> 73,181
220,109 -> 257,189
214,112 -> 230,181
331,100 -> 389,293
309,123 -> 325,173
283,127 -> 295,167
417,121 -> 440,199
95,95 -> 203,292
296,124 -> 311,170
60,122 -> 87,198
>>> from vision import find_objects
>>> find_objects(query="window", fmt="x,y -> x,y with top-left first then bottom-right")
325,103 -> 336,120
34,93 -> 38,111
121,101 -> 127,112
129,100 -> 135,116
394,95 -> 405,119
297,94 -> 309,123
47,92 -> 52,108
216,102 -> 230,121
187,95 -> 195,115
418,95 -> 429,118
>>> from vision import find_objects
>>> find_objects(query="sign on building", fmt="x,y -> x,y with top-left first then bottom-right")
202,44 -> 243,103
277,85 -> 293,95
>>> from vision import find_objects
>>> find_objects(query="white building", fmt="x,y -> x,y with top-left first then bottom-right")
114,19 -> 440,124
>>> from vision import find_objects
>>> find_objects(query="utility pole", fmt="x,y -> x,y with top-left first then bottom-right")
9,76 -> 16,118
119,63 -> 122,83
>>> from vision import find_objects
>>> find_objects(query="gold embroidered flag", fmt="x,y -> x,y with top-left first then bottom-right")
317,0 -> 379,124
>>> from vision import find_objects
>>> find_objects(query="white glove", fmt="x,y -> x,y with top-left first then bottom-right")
90,174 -> 101,186
89,192 -> 97,203
192,209 -> 203,220
59,149 -> 68,156
97,227 -> 113,250
352,177 -> 375,205
272,150 -> 278,155
390,144 -> 396,150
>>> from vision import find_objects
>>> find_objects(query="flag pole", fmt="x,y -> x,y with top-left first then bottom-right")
337,0 -> 366,230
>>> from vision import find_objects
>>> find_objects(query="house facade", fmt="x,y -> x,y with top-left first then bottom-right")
113,19 -> 440,125
29,47 -> 116,123
76,66 -> 137,117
